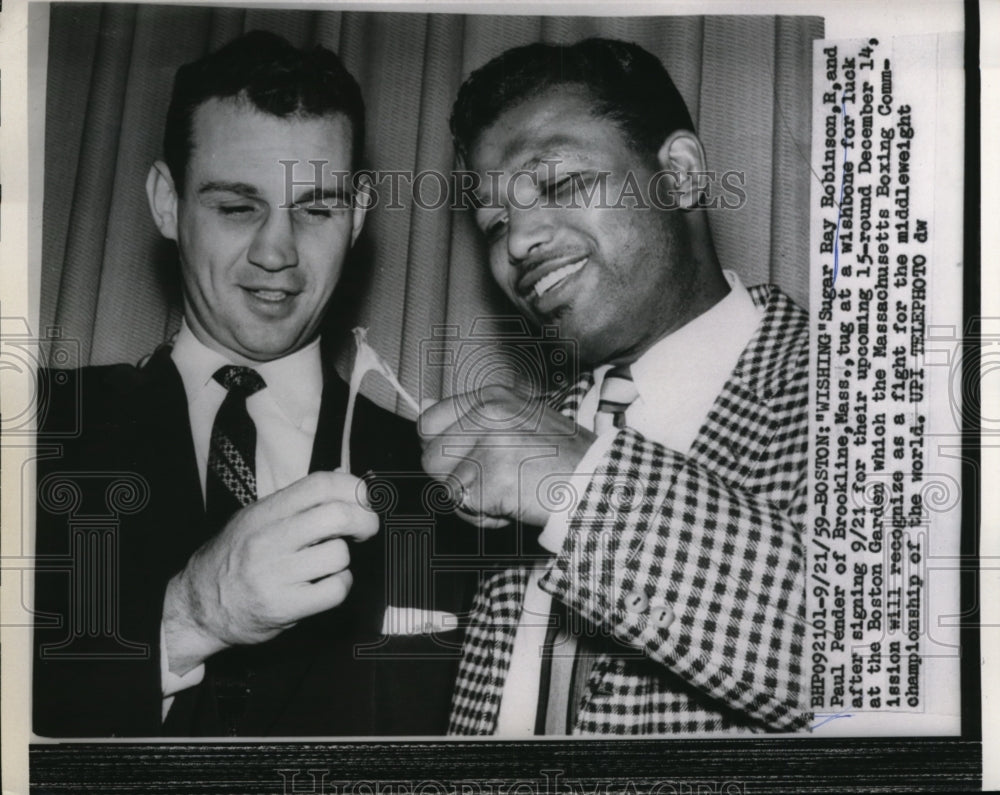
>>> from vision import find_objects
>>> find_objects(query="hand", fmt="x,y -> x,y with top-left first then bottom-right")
163,470 -> 378,675
418,385 -> 597,528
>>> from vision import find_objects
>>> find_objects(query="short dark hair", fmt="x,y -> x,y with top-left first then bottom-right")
450,38 -> 694,164
163,30 -> 365,193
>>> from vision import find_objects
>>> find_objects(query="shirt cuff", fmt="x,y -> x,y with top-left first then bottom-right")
161,622 -> 205,720
536,431 -> 618,553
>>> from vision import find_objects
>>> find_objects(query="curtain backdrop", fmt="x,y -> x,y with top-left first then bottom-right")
41,4 -> 822,414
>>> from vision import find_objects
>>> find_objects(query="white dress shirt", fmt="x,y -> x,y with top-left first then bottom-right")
495,271 -> 764,735
160,321 -> 323,716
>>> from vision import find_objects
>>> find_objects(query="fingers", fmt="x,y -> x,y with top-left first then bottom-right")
284,537 -> 351,584
294,569 -> 354,617
418,385 -> 531,441
448,457 -> 515,520
258,470 -> 369,520
424,449 -> 513,528
418,391 -> 588,527
245,471 -> 377,548
420,409 -> 521,521
420,419 -> 474,485
418,394 -> 464,441
182,469 -> 379,647
454,506 -> 512,529
287,499 -> 379,547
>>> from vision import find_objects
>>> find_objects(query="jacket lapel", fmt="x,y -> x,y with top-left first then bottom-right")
111,348 -> 208,736
135,347 -> 209,570
687,285 -> 802,486
308,340 -> 349,473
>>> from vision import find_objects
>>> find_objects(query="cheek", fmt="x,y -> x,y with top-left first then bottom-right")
302,237 -> 350,291
180,222 -> 246,286
603,217 -> 663,276
312,267 -> 344,303
488,253 -> 517,299
178,255 -> 215,298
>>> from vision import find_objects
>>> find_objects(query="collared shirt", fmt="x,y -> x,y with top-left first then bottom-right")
161,321 -> 323,714
495,270 -> 764,735
171,320 -> 323,500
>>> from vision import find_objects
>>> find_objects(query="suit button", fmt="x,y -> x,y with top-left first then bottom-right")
650,604 -> 675,629
624,592 -> 649,614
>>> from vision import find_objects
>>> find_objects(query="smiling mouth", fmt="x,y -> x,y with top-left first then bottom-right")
245,288 -> 295,303
530,257 -> 588,299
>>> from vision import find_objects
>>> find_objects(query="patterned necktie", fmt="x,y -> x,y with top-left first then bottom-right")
205,365 -> 266,531
203,365 -> 265,735
537,365 -> 638,734
593,365 -> 638,434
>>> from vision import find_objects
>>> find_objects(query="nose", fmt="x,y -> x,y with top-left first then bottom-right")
506,208 -> 555,265
248,208 -> 298,271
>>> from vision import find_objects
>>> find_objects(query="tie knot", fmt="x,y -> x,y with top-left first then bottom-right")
599,365 -> 637,404
595,365 -> 637,433
213,365 -> 266,397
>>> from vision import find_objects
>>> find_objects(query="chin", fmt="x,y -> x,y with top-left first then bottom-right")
233,337 -> 296,362
571,328 -> 618,366
551,312 -> 590,342
528,303 -> 571,330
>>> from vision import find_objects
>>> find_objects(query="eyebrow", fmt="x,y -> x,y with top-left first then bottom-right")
502,134 -> 582,172
195,182 -> 351,207
517,152 -> 564,173
472,142 -> 583,206
290,186 -> 353,206
197,181 -> 262,198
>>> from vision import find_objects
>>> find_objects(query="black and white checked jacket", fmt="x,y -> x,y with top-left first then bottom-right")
448,285 -> 811,735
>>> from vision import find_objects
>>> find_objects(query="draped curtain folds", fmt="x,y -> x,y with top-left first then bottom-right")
41,5 -> 822,414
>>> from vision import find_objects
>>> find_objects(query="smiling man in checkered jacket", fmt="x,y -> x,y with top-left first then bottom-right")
419,38 -> 810,735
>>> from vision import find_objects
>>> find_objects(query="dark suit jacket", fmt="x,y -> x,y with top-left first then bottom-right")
33,341 -> 474,737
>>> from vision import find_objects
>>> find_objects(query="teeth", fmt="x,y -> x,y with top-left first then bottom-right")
533,258 -> 587,298
251,289 -> 288,302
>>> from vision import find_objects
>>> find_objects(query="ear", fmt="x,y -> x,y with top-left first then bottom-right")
656,131 -> 708,210
349,172 -> 371,247
146,161 -> 179,241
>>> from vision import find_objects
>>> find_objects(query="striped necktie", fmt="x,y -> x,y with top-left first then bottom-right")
537,365 -> 638,734
593,365 -> 638,434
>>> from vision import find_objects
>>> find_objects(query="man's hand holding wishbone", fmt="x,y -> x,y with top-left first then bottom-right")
163,470 -> 378,675
418,384 -> 596,529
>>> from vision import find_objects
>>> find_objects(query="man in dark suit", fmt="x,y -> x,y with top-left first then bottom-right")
33,31 -> 468,737
420,38 -> 810,735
